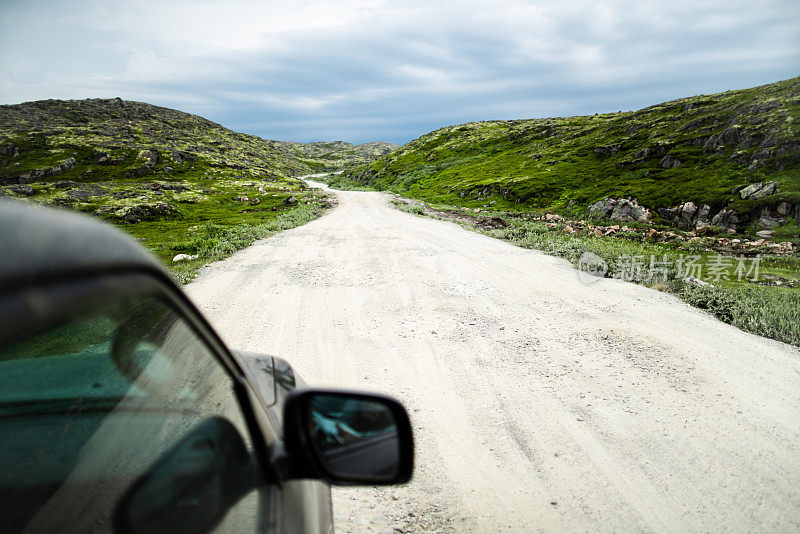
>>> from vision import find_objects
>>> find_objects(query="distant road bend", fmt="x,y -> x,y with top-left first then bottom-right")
187,179 -> 800,533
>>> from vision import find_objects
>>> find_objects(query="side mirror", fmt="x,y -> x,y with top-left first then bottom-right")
282,390 -> 414,485
114,417 -> 255,534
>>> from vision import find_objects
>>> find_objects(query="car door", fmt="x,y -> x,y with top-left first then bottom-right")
0,271 -> 278,534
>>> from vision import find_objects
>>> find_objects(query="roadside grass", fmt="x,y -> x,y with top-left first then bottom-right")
326,173 -> 378,191
394,201 -> 800,347
126,200 -> 329,284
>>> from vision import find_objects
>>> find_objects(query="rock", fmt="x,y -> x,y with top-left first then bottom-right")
658,206 -> 681,224
94,202 -> 178,223
610,198 -> 650,222
660,154 -> 681,168
143,182 -> 189,192
250,198 -> 261,205
172,253 -> 199,262
127,149 -> 159,176
739,181 -> 777,200
679,202 -> 698,227
54,180 -> 80,188
91,150 -> 123,164
593,144 -> 621,156
588,197 -> 617,218
284,195 -> 299,206
711,209 -> 740,231
756,230 -> 774,238
776,201 -> 792,216
16,157 -> 76,184
478,217 -> 508,229
695,204 -> 712,226
545,213 -> 562,222
9,184 -> 34,196
162,166 -> 173,174
594,228 -> 603,237
67,189 -> 92,202
758,208 -> 783,228
563,225 -> 574,233
684,277 -> 712,287
632,144 -> 670,160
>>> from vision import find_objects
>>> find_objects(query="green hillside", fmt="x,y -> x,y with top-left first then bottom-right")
268,140 -> 398,172
0,98 -> 328,280
345,76 -> 800,234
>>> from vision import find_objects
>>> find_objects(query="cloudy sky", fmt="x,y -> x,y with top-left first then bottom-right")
1,0 -> 798,144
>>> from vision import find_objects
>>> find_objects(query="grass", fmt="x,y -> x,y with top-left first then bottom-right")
327,173 -> 378,191
158,200 -> 328,284
0,97 -> 345,285
394,201 -> 800,347
271,140 -> 398,172
347,76 -> 800,234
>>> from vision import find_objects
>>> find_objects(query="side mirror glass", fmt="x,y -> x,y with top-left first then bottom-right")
114,417 -> 254,534
283,390 -> 414,485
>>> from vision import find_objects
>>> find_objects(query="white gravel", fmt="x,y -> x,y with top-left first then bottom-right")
186,181 -> 800,533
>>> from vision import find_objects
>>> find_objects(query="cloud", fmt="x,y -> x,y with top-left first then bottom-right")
1,0 -> 798,143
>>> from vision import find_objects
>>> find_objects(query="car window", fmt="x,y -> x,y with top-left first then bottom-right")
0,294 -> 265,534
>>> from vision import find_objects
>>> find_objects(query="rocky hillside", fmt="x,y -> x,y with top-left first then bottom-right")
269,140 -> 398,171
0,98 -> 328,267
345,76 -> 800,237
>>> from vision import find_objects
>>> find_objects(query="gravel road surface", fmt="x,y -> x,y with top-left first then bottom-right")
186,181 -> 800,533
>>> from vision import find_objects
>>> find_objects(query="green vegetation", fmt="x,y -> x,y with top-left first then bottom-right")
348,77 -> 800,230
327,173 -> 378,191
0,98 -> 336,282
394,200 -> 800,346
269,140 -> 398,172
160,200 -> 329,284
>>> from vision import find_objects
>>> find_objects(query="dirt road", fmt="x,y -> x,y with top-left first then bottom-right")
187,182 -> 800,532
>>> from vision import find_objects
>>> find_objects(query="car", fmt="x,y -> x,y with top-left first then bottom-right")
0,199 -> 415,534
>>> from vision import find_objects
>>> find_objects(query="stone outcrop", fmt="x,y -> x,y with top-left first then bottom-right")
16,157 -> 76,184
587,197 -> 651,222
739,181 -> 777,200
710,209 -> 740,231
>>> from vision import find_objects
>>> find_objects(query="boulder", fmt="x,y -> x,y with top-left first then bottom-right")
776,201 -> 792,216
593,145 -> 621,156
67,189 -> 92,202
94,202 -> 178,223
758,207 -> 783,228
739,181 -> 777,200
711,209 -> 740,231
172,254 -> 199,262
587,198 -> 617,218
16,157 -> 76,184
589,197 -> 649,222
679,202 -> 698,227
9,184 -> 34,196
691,203 -> 713,229
283,195 -> 299,206
658,206 -> 681,224
610,199 -> 644,222
659,154 -> 681,168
